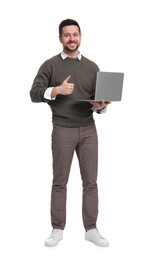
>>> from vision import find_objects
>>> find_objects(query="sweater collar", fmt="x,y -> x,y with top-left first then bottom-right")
61,51 -> 82,60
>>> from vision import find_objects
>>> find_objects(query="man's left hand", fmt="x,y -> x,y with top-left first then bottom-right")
90,100 -> 112,110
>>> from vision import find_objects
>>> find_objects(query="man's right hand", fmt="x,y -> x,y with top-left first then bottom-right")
51,75 -> 75,98
58,75 -> 75,95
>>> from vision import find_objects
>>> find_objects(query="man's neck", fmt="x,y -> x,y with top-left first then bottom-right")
61,51 -> 81,61
63,49 -> 80,58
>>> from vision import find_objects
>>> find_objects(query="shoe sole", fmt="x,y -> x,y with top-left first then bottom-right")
45,238 -> 63,247
85,237 -> 109,247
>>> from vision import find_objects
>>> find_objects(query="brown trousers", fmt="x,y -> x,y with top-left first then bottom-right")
51,124 -> 98,230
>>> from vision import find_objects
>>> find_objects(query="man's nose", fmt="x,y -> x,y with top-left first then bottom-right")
69,35 -> 75,41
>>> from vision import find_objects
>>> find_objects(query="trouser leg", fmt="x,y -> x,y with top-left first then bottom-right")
76,124 -> 98,230
51,125 -> 77,230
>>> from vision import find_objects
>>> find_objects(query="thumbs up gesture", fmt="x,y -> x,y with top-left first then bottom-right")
58,75 -> 75,95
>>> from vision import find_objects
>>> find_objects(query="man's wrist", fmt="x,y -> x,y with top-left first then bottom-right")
96,106 -> 107,114
97,106 -> 104,112
51,86 -> 61,97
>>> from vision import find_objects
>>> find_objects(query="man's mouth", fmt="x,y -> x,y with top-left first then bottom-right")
68,41 -> 76,44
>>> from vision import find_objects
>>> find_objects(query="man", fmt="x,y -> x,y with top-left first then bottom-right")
30,19 -> 111,247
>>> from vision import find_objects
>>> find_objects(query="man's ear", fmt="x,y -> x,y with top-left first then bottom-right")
59,36 -> 62,43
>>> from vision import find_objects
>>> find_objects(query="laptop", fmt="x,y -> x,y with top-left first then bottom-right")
77,71 -> 124,102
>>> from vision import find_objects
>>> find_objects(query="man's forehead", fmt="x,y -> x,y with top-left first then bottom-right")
62,25 -> 79,33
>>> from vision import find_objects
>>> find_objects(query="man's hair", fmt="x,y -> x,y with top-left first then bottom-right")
59,19 -> 81,36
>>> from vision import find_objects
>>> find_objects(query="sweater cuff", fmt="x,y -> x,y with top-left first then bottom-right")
92,106 -> 107,114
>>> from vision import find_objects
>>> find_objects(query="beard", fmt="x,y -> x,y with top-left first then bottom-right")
64,41 -> 80,52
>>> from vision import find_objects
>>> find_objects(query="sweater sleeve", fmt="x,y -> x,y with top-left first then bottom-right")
30,61 -> 52,103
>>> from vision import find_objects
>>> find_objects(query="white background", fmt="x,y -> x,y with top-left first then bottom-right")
0,0 -> 152,259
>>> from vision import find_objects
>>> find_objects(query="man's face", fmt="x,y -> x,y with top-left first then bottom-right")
59,25 -> 81,53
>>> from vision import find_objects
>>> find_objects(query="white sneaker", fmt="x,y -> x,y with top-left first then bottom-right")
85,228 -> 109,247
45,229 -> 63,247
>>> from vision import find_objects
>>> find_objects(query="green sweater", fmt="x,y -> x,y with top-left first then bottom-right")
30,54 -> 99,127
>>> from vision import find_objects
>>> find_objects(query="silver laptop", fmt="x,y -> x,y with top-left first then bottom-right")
77,71 -> 124,102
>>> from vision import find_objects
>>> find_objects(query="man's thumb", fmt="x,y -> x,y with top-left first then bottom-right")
64,75 -> 71,82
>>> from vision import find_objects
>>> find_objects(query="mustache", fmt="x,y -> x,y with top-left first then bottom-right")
67,40 -> 77,44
